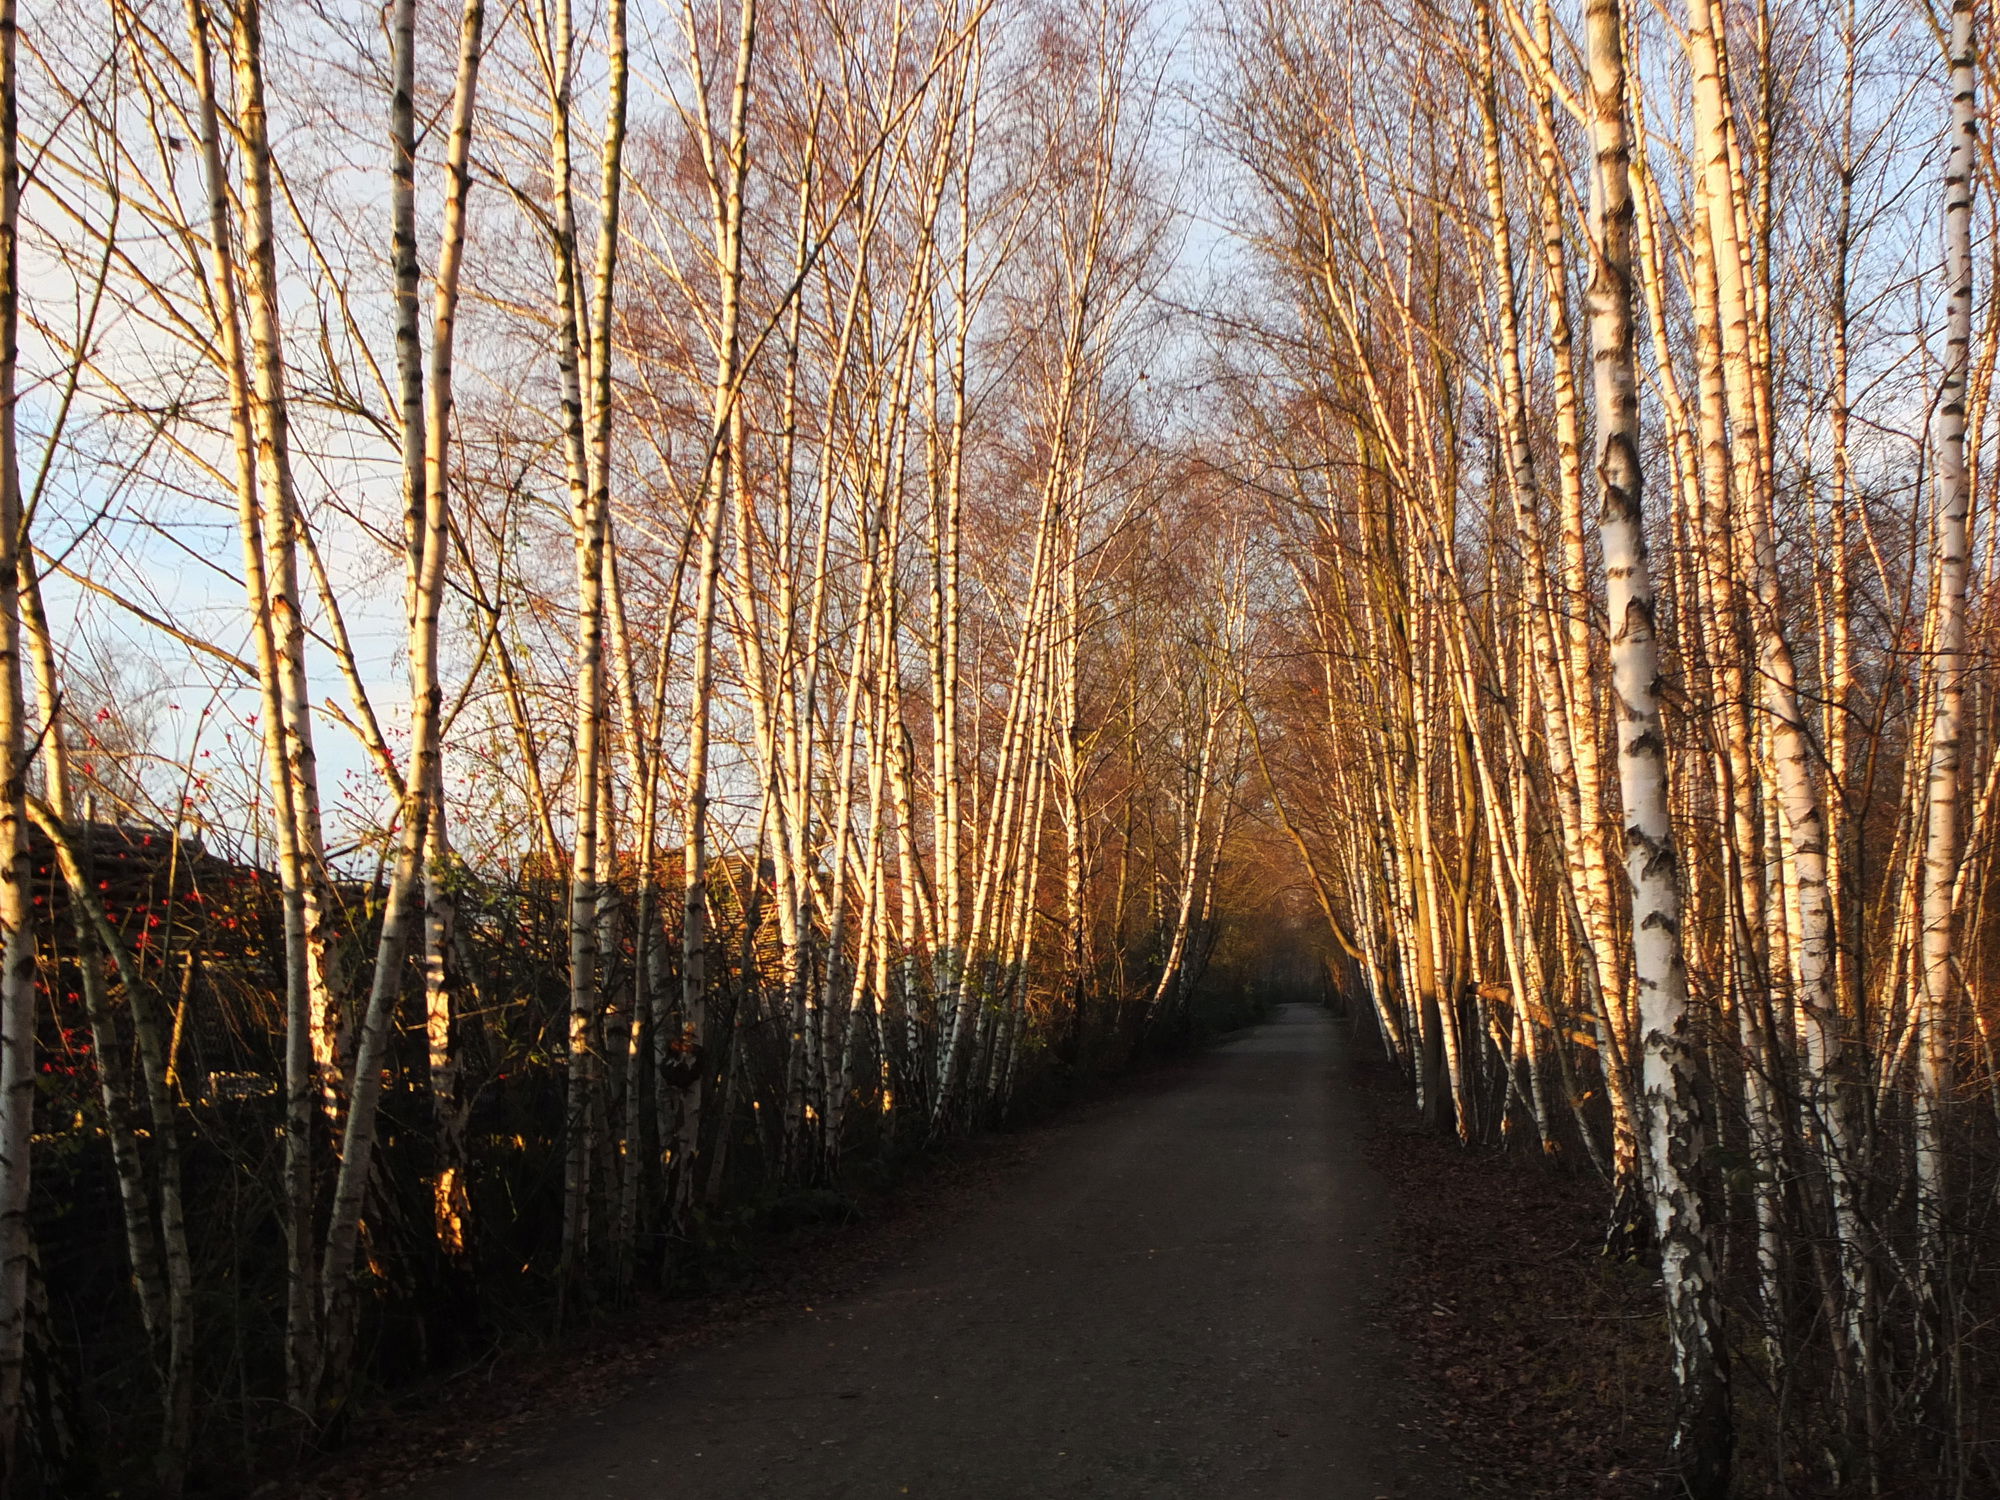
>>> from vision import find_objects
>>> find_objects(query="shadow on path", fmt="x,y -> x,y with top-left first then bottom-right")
399,1003 -> 1459,1499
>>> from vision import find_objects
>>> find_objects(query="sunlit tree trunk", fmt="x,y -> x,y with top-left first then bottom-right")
177,0 -> 323,1410
392,0 -> 487,1275
1581,0 -> 1729,1483
669,0 -> 755,1223
1523,0 -> 1642,1199
230,0 -> 343,1122
1915,0 -> 1977,1399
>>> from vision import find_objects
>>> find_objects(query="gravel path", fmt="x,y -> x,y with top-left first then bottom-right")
400,1004 -> 1459,1499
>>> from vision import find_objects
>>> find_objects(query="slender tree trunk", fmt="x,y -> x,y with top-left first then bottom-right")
1915,0 -> 1977,1404
0,11 -> 38,1468
673,0 -> 755,1223
1581,0 -> 1730,1485
180,0 -> 323,1410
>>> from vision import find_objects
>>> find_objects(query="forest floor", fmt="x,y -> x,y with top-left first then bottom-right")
286,1004 -> 1466,1499
1348,1029 -> 1673,1498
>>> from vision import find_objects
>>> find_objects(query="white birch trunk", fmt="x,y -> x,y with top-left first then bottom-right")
1582,0 -> 1729,1483
1915,0 -> 1976,1390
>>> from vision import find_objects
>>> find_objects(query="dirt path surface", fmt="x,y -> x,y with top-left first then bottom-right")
398,1005 -> 1459,1499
